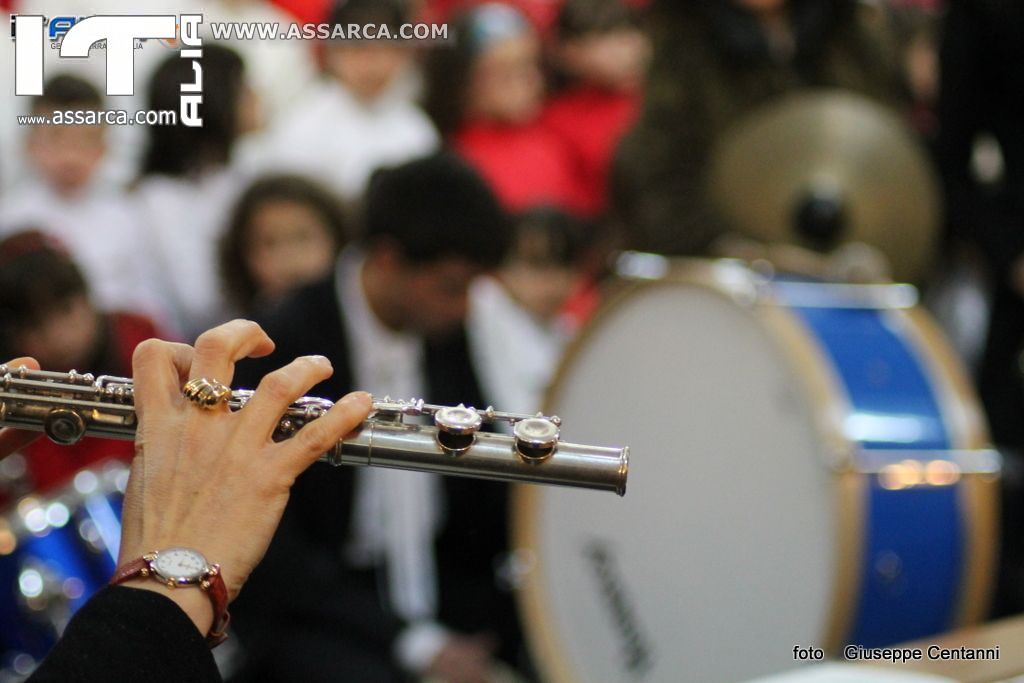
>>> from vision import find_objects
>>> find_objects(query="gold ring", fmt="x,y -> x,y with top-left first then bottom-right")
182,378 -> 232,410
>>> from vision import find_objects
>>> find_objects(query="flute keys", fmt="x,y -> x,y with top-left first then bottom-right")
513,418 -> 560,461
434,405 -> 482,453
43,409 -> 87,445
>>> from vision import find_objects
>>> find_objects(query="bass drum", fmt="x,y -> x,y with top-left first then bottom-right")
512,257 -> 998,683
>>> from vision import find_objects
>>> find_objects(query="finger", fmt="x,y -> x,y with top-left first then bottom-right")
4,357 -> 40,371
0,358 -> 43,457
132,340 -> 195,413
240,355 -> 334,439
189,319 -> 274,389
278,391 -> 372,475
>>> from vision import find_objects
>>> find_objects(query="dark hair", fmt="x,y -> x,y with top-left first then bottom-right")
327,0 -> 408,34
0,231 -> 89,331
140,44 -> 245,177
363,152 -> 511,268
507,206 -> 587,267
219,174 -> 349,310
33,74 -> 102,113
556,0 -> 640,40
425,4 -> 532,136
697,0 -> 857,67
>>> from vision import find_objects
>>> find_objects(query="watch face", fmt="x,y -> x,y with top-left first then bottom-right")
152,547 -> 208,582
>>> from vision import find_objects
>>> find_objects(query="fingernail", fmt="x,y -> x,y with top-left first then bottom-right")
307,355 -> 331,367
341,391 -> 372,405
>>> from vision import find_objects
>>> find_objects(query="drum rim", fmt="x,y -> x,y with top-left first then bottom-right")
511,259 -> 997,682
896,307 -> 996,626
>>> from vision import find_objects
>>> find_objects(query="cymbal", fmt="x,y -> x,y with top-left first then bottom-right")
706,90 -> 941,282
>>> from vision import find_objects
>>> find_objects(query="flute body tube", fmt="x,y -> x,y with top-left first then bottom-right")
0,367 -> 628,496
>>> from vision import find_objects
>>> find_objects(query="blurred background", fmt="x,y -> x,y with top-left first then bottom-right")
1,1 -> 1023,681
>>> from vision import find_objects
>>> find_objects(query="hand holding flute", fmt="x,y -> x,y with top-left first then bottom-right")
1,351 -> 629,497
7,320 -> 375,657
5,319 -> 628,676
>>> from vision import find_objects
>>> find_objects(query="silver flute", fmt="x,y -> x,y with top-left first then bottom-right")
0,366 -> 628,496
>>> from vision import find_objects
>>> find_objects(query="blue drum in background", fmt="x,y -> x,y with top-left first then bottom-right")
0,461 -> 127,676
514,256 -> 999,683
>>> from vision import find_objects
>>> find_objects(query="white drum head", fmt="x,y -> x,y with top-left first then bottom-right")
516,282 -> 837,682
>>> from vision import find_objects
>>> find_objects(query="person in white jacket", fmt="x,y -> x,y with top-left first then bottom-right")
0,75 -> 164,324
256,0 -> 438,204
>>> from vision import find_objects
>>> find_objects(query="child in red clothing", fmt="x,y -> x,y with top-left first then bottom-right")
0,232 -> 165,497
542,0 -> 650,215
426,3 -> 589,215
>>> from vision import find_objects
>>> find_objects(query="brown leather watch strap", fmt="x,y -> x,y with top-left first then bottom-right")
110,556 -> 150,585
110,554 -> 230,647
201,564 -> 230,647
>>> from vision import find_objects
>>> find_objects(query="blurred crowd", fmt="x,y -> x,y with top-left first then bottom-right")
0,0 -> 1022,680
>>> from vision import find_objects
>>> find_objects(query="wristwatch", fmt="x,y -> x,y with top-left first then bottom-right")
110,547 -> 230,647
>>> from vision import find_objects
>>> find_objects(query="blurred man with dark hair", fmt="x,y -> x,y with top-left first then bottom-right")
232,153 -> 525,682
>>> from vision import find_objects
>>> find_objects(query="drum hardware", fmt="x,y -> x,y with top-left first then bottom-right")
614,251 -> 673,281
707,90 -> 942,282
615,251 -> 919,309
851,449 -> 1001,483
794,183 -> 847,252
0,369 -> 627,496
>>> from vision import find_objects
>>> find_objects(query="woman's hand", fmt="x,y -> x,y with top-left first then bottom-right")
0,357 -> 41,457
117,320 -> 372,634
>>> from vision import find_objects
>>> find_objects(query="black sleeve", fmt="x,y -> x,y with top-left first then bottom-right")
29,586 -> 220,683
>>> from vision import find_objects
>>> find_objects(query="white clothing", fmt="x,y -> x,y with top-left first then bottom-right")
132,168 -> 244,339
467,276 -> 571,416
202,1 -> 317,125
257,79 -> 439,202
0,178 -> 166,322
335,247 -> 448,672
1,2 -> 204,189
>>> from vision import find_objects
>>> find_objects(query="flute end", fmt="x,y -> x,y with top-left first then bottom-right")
616,446 -> 629,497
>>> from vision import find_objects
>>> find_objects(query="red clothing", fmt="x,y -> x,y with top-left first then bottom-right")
271,0 -> 331,24
454,119 -> 589,215
421,1 -> 651,39
18,312 -> 162,494
559,275 -> 603,331
421,0 -> 561,35
540,86 -> 641,215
